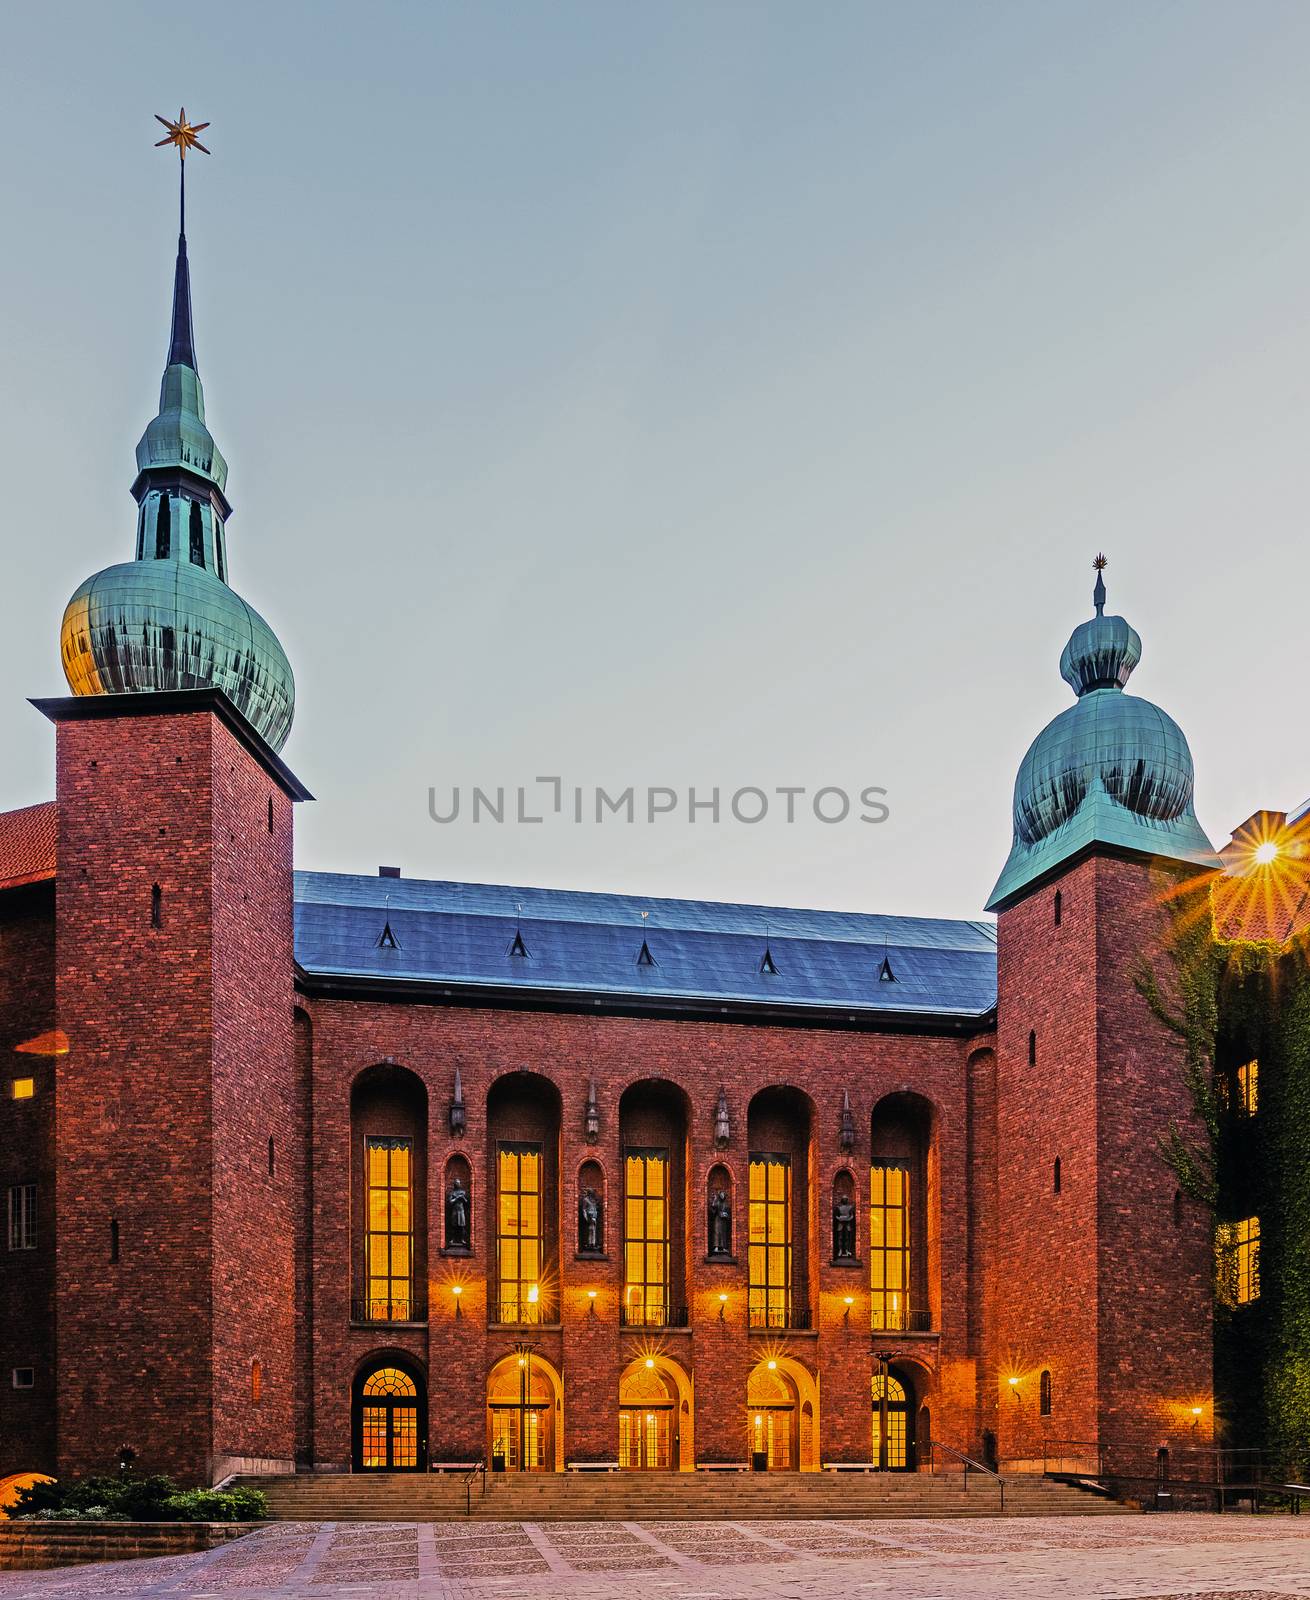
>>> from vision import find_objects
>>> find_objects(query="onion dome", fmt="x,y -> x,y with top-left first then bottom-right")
59,121 -> 295,753
986,558 -> 1219,911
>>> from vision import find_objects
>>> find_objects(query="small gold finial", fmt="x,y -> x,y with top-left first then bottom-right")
154,108 -> 211,160
1092,553 -> 1108,571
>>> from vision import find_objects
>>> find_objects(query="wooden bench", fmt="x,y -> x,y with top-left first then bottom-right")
566,1461 -> 622,1473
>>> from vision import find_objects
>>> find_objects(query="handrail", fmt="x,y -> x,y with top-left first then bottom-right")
927,1438 -> 1005,1512
462,1458 -> 486,1516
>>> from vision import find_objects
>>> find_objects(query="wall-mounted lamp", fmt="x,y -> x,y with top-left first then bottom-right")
645,1357 -> 655,1370
587,1289 -> 598,1317
1007,1376 -> 1021,1402
451,1284 -> 463,1320
766,1359 -> 777,1371
843,1295 -> 854,1325
718,1292 -> 728,1321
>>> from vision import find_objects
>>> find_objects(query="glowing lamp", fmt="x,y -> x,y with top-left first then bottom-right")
527,1284 -> 539,1304
843,1296 -> 854,1306
645,1357 -> 655,1369
1255,841 -> 1279,865
1007,1376 -> 1019,1387
766,1359 -> 777,1371
587,1290 -> 597,1300
718,1292 -> 728,1302
517,1356 -> 526,1368
451,1284 -> 462,1296
1191,1406 -> 1203,1416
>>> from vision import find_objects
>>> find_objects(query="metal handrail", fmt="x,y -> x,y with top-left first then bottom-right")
927,1438 -> 1005,1512
463,1458 -> 486,1516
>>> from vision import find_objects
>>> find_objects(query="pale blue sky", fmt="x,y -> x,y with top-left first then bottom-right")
2,1 -> 1308,918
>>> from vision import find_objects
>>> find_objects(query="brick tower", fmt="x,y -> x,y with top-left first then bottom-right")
42,121 -> 309,1483
986,559 -> 1220,1472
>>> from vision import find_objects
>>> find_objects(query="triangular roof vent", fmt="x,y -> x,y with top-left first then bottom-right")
636,939 -> 657,968
878,954 -> 896,982
759,943 -> 779,975
507,928 -> 530,959
378,919 -> 400,951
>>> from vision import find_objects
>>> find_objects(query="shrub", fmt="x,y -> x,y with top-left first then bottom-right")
8,1475 -> 265,1523
162,1487 -> 267,1523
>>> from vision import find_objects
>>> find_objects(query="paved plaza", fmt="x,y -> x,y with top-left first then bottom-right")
6,1515 -> 1310,1600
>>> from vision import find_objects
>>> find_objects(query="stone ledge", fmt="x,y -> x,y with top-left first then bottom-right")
0,1520 -> 258,1571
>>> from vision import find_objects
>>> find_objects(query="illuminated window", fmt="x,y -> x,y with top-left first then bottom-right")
748,1153 -> 791,1328
871,1372 -> 909,1469
11,1078 -> 34,1101
7,1184 -> 36,1251
1217,1216 -> 1260,1306
361,1365 -> 419,1470
870,1160 -> 911,1330
251,1359 -> 263,1403
624,1148 -> 669,1326
1039,1369 -> 1052,1416
497,1143 -> 542,1323
365,1136 -> 412,1320
1237,1060 -> 1259,1116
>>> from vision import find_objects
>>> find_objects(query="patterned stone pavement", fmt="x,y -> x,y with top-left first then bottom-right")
7,1515 -> 1310,1598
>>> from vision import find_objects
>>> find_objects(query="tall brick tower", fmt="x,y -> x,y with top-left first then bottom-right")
40,117 -> 309,1484
985,560 -> 1220,1472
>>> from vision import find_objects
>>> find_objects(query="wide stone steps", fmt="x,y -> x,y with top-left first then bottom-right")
236,1471 -> 1130,1521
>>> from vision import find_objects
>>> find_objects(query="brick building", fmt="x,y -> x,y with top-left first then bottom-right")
0,170 -> 1283,1490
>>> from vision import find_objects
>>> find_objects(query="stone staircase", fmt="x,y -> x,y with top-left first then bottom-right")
237,1469 -> 1132,1522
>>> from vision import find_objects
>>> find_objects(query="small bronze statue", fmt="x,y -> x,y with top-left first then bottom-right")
708,1188 -> 732,1257
833,1193 -> 856,1260
445,1177 -> 470,1249
578,1186 -> 602,1254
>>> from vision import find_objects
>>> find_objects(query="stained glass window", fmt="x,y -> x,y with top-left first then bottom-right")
748,1154 -> 791,1329
365,1137 -> 412,1320
498,1144 -> 542,1323
870,1161 -> 911,1330
624,1149 -> 669,1326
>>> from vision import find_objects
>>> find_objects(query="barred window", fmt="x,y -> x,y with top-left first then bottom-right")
8,1184 -> 36,1251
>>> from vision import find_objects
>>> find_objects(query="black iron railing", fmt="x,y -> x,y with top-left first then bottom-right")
871,1307 -> 934,1333
748,1302 -> 813,1331
351,1293 -> 428,1324
619,1303 -> 690,1329
927,1438 -> 1006,1512
490,1297 -> 560,1327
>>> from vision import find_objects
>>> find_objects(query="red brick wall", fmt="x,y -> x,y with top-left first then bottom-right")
0,882 -> 56,1475
51,708 -> 297,1483
298,998 -> 981,1471
994,853 -> 1214,1467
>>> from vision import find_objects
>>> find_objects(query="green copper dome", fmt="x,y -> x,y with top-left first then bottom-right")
986,564 -> 1219,911
59,176 -> 295,753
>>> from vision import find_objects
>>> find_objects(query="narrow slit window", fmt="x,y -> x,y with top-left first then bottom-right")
1039,1369 -> 1052,1416
155,493 -> 171,559
268,1137 -> 276,1178
7,1185 -> 37,1251
251,1359 -> 263,1403
215,527 -> 226,582
1053,1157 -> 1061,1194
189,501 -> 205,567
1053,890 -> 1062,927
1028,1030 -> 1037,1067
268,796 -> 274,834
151,883 -> 162,928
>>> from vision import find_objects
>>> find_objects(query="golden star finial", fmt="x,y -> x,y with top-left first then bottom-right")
1093,552 -> 1108,571
154,108 -> 211,160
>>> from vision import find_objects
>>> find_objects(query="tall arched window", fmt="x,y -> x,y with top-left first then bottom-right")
189,500 -> 204,567
1039,1369 -> 1052,1417
154,493 -> 171,559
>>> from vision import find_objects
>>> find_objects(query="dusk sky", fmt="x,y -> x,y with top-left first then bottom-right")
2,1 -> 1309,919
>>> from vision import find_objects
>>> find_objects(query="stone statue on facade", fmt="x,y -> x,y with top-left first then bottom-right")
578,1186 -> 602,1254
833,1194 -> 856,1260
445,1177 -> 470,1250
708,1188 -> 732,1257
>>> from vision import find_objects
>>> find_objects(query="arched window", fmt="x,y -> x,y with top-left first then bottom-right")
1053,889 -> 1062,927
189,501 -> 204,567
357,1361 -> 426,1471
1028,1030 -> 1037,1067
1039,1369 -> 1052,1417
1053,1157 -> 1061,1194
154,493 -> 171,559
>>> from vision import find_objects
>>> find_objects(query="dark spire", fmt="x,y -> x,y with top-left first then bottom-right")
167,221 -> 198,372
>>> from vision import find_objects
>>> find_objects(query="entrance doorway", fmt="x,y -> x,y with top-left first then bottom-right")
747,1363 -> 798,1470
619,1360 -> 677,1469
871,1367 -> 915,1470
353,1360 -> 427,1471
487,1353 -> 557,1471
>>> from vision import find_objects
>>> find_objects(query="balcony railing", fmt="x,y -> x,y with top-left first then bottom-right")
491,1295 -> 560,1326
871,1306 -> 934,1333
619,1303 -> 690,1329
748,1301 -> 813,1331
352,1293 -> 427,1324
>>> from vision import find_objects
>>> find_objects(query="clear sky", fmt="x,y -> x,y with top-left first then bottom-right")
2,1 -> 1308,920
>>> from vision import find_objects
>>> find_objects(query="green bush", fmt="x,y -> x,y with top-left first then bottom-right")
8,1475 -> 266,1523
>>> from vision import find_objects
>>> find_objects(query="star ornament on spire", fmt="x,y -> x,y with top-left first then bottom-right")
154,109 -> 211,160
1093,553 -> 1108,571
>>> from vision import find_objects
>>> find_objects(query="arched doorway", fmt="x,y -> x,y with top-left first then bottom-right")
487,1352 -> 560,1472
619,1358 -> 679,1469
353,1358 -> 427,1471
871,1365 -> 915,1471
747,1362 -> 799,1470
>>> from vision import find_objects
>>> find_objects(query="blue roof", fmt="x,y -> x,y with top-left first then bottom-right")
294,872 -> 997,1023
